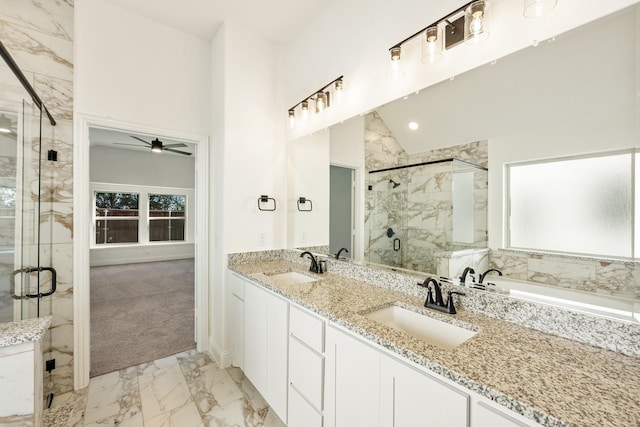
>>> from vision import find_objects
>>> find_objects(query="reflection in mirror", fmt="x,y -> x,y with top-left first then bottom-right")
289,3 -> 640,316
366,157 -> 487,274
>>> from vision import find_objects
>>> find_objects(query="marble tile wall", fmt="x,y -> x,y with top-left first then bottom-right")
0,0 -> 74,396
364,111 -> 488,274
490,249 -> 640,300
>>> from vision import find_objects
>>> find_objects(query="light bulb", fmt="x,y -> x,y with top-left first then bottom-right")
315,92 -> 326,113
301,100 -> 309,120
288,109 -> 295,128
388,46 -> 404,80
335,79 -> 344,104
422,26 -> 442,64
465,1 -> 489,45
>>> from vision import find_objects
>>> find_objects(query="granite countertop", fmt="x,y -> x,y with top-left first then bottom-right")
0,316 -> 52,348
229,260 -> 640,427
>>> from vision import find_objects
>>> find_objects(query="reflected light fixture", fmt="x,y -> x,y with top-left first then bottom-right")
408,121 -> 420,130
0,114 -> 11,133
388,0 -> 491,75
523,0 -> 557,18
287,76 -> 344,128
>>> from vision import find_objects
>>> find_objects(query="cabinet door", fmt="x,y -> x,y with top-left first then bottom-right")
474,402 -> 530,427
380,355 -> 469,427
243,282 -> 268,396
325,326 -> 380,427
266,293 -> 289,422
231,294 -> 244,369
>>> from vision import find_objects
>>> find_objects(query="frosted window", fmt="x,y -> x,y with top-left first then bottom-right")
508,153 -> 632,258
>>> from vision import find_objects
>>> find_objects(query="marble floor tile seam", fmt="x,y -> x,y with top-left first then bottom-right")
44,349 -> 285,427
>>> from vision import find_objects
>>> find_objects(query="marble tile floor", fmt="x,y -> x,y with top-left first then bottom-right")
43,349 -> 286,427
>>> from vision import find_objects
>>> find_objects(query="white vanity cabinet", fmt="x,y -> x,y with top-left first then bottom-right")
228,271 -> 245,369
325,324 -> 382,427
380,355 -> 469,427
242,277 -> 289,423
288,304 -> 325,427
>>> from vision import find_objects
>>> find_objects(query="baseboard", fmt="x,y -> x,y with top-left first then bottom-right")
209,340 -> 231,368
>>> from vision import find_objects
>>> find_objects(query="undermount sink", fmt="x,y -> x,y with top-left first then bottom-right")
363,305 -> 477,350
265,270 -> 320,284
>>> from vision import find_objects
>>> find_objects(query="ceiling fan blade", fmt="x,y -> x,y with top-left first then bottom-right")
164,147 -> 192,156
163,143 -> 188,148
129,135 -> 151,145
114,143 -> 146,147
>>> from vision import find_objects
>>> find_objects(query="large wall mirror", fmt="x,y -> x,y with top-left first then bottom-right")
287,2 -> 640,312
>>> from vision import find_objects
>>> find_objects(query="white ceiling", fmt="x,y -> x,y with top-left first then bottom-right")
89,128 -> 195,157
104,0 -> 330,43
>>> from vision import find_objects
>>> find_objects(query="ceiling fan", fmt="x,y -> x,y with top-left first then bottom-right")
114,136 -> 192,156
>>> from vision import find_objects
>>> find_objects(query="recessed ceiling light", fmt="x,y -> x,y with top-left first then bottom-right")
408,121 -> 419,130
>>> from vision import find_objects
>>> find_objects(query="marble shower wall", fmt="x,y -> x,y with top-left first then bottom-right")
0,0 -> 75,395
364,111 -> 488,274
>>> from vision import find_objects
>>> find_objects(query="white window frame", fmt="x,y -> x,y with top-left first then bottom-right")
148,193 -> 187,242
90,182 -> 194,249
94,191 -> 140,245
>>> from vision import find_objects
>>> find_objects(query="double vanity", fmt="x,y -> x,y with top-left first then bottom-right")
228,251 -> 640,427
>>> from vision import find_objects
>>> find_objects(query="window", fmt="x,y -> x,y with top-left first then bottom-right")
507,151 -> 634,258
149,194 -> 186,242
95,192 -> 140,244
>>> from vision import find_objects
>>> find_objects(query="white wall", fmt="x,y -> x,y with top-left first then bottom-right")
75,0 -> 211,135
282,0 -> 638,141
210,21 -> 285,364
287,130 -> 330,248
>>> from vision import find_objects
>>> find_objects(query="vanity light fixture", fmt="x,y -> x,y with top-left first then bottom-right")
388,0 -> 491,72
523,0 -> 557,18
287,76 -> 344,128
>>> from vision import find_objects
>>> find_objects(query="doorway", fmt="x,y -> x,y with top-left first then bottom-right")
87,127 -> 198,376
74,116 -> 209,388
330,165 -> 355,258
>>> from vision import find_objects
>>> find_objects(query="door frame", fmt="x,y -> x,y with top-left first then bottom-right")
73,114 -> 209,389
330,161 -> 364,262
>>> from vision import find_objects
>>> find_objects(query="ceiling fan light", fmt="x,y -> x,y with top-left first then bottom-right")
151,139 -> 163,153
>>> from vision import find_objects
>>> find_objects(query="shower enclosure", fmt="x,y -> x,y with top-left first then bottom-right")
366,158 -> 488,274
0,41 -> 58,405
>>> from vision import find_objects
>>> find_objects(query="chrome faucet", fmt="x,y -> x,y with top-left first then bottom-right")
300,251 -> 323,274
478,268 -> 503,283
422,278 -> 465,314
335,247 -> 349,260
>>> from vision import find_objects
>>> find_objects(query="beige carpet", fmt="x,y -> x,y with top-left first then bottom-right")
90,259 -> 195,377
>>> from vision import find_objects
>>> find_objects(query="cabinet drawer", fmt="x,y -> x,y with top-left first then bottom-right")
288,386 -> 323,427
289,336 -> 324,410
290,304 -> 324,352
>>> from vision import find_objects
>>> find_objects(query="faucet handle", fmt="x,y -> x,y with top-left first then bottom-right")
318,260 -> 326,274
446,290 -> 466,314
